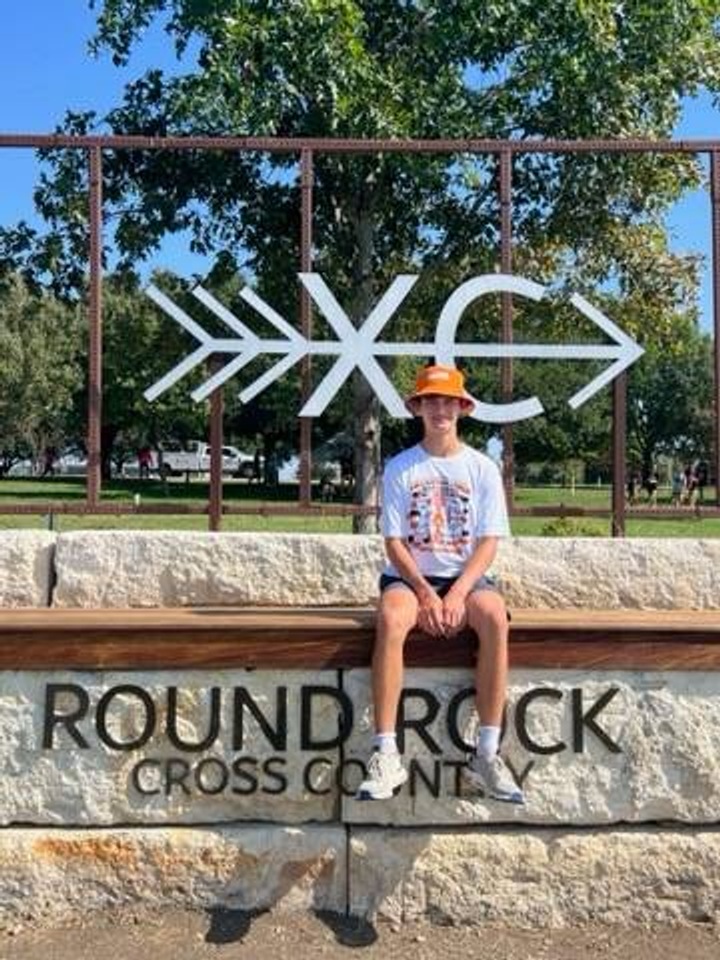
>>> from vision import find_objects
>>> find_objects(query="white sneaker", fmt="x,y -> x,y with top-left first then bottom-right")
463,753 -> 524,804
356,751 -> 408,801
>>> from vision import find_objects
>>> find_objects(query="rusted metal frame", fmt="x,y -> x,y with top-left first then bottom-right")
1,132 -> 713,525
208,358 -> 224,532
224,503 -> 379,517
611,373 -> 627,537
0,502 -> 211,515
299,149 -> 314,506
86,146 -> 103,508
3,133 -> 720,154
499,149 -> 514,509
623,506 -> 720,518
711,152 -> 720,507
3,500 -> 720,518
0,502 -> 376,516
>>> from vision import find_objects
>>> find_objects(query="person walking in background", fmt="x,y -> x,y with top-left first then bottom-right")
137,445 -> 153,480
356,363 -> 523,805
684,463 -> 698,507
644,468 -> 658,507
695,460 -> 708,504
627,471 -> 640,506
671,468 -> 686,507
41,446 -> 57,478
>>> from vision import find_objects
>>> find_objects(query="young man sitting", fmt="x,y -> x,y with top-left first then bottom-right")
357,363 -> 523,805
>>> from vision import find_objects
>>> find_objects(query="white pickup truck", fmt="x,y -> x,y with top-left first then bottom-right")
157,441 -> 257,479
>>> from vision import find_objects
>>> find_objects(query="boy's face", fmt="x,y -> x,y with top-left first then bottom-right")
416,393 -> 464,433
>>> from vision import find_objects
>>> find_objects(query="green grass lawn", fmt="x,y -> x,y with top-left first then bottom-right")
509,515 -> 720,537
513,484 -> 611,509
1,477 -> 718,537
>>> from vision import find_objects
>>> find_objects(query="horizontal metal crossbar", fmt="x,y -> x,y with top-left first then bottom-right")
2,133 -> 720,154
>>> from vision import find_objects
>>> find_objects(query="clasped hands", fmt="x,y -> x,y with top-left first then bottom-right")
416,585 -> 467,638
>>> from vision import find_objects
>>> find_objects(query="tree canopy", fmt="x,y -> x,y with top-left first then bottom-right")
2,0 -> 719,514
0,276 -> 83,474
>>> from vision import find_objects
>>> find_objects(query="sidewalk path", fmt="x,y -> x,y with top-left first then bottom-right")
1,908 -> 719,959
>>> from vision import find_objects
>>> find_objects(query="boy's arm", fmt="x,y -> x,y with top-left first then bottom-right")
384,537 -> 445,636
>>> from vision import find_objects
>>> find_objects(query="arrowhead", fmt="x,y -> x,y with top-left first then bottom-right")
567,294 -> 644,408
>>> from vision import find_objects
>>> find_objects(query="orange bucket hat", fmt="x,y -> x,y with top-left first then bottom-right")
405,364 -> 476,414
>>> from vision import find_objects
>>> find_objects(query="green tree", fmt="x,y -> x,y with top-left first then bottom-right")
510,222 -> 708,478
0,275 -> 83,474
88,270 -> 209,477
3,1 -> 720,523
628,325 -> 713,477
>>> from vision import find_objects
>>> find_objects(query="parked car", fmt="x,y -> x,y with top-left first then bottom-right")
7,449 -> 88,477
7,459 -> 34,478
277,453 -> 343,486
56,450 -> 88,476
157,441 -> 257,479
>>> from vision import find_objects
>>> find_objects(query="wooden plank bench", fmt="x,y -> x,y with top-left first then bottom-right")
1,607 -> 720,670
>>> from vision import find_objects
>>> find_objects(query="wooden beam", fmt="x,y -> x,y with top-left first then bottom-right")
0,608 -> 718,671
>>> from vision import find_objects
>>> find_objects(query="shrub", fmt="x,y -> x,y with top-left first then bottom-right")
540,517 -> 605,537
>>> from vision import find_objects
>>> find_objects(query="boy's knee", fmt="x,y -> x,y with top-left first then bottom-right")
377,611 -> 414,640
377,599 -> 416,641
466,594 -> 508,634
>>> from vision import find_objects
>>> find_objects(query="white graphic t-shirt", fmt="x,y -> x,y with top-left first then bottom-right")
381,444 -> 510,578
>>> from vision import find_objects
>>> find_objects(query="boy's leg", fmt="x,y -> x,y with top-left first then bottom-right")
466,589 -> 508,726
463,589 -> 523,804
372,586 -> 418,733
356,586 -> 417,801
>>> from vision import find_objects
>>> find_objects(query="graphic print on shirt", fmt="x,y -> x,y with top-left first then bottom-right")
407,478 -> 472,554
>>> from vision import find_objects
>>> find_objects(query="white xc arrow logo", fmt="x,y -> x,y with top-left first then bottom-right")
144,273 -> 644,424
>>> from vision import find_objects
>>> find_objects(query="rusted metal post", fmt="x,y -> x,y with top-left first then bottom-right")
299,149 -> 314,506
500,150 -> 514,509
611,372 -> 627,537
711,152 -> 720,506
208,358 -> 224,532
87,146 -> 103,507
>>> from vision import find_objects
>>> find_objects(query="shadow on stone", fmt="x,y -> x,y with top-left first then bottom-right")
204,907 -> 266,944
314,909 -> 378,947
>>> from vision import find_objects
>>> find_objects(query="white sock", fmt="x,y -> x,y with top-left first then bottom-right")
475,725 -> 501,759
374,732 -> 398,755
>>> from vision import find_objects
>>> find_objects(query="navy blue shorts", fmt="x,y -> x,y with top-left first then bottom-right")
379,573 -> 500,598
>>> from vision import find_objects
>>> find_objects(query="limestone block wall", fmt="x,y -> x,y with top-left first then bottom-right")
0,531 -> 55,607
52,531 -> 384,608
2,529 -> 720,609
5,667 -> 718,828
350,828 -> 720,925
49,532 -> 720,609
0,826 -> 346,924
1,825 -> 718,927
0,658 -> 718,925
2,530 -> 720,927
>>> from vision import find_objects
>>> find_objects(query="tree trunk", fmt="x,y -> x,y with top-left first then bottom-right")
350,196 -> 381,534
352,373 -> 381,533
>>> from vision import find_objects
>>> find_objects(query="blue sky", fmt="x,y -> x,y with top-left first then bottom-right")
0,1 -> 211,277
1,1 -> 719,328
